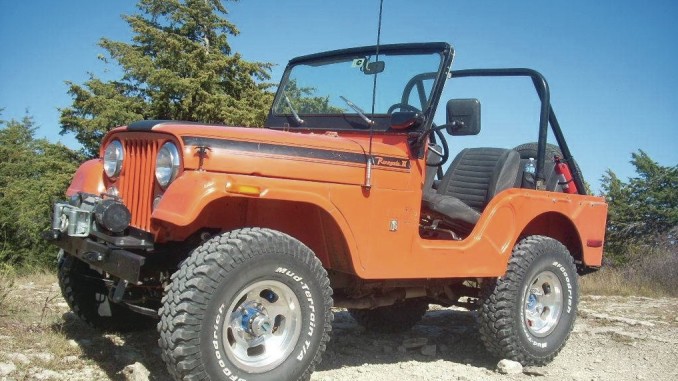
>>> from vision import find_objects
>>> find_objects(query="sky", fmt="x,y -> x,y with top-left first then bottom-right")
1,0 -> 677,192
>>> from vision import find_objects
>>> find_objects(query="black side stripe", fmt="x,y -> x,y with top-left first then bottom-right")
182,136 -> 411,170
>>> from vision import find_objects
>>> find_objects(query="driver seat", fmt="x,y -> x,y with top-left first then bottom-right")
422,147 -> 520,235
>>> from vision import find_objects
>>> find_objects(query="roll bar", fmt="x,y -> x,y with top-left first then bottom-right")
449,68 -> 587,195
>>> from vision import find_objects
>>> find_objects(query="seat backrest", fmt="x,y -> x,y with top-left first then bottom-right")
436,147 -> 520,211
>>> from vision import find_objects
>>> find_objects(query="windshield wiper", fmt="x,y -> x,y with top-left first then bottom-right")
339,96 -> 375,126
284,94 -> 304,126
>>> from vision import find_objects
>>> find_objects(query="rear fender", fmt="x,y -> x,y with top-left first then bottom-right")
481,189 -> 607,268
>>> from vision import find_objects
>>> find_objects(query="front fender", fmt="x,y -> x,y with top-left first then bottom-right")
66,159 -> 105,197
151,172 -> 359,256
151,171 -> 223,228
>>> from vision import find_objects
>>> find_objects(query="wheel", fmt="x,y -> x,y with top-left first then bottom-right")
158,228 -> 333,381
349,299 -> 428,333
58,251 -> 156,331
513,142 -> 583,192
478,235 -> 579,365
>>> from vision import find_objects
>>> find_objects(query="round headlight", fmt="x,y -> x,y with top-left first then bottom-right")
156,142 -> 180,188
103,140 -> 124,179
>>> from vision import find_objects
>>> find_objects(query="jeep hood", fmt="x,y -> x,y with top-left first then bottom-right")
116,122 -> 412,187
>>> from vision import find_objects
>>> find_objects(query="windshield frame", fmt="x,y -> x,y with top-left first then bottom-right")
265,42 -> 454,133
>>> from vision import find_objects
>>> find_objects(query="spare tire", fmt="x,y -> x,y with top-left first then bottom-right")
513,142 -> 583,193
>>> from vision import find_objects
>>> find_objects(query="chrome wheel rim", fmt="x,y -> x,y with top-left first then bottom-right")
523,270 -> 563,337
223,280 -> 302,373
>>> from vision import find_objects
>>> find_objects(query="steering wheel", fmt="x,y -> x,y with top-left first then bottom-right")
427,127 -> 449,167
387,103 -> 421,114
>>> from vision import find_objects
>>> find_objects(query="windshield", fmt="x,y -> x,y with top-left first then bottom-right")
267,44 -> 449,132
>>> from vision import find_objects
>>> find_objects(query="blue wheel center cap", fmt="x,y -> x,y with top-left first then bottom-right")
241,307 -> 262,331
527,294 -> 538,310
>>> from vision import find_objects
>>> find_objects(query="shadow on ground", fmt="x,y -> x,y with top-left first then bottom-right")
54,307 -> 496,379
317,308 -> 497,372
53,313 -> 169,381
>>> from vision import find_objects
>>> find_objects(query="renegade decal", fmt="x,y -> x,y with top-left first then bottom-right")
373,156 -> 410,169
182,136 -> 411,170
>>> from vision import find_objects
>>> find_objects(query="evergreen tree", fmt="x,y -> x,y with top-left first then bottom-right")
0,114 -> 82,268
601,150 -> 678,261
60,0 -> 272,157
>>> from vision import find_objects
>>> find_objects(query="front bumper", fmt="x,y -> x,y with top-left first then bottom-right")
45,194 -> 153,284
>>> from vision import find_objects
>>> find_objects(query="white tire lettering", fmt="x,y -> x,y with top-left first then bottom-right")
277,267 -> 318,362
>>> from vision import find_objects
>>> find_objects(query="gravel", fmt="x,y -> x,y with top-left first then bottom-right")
1,283 -> 677,381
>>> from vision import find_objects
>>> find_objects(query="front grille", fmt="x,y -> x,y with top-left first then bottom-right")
118,137 -> 160,232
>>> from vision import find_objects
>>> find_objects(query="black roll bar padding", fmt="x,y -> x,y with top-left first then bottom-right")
450,68 -> 587,195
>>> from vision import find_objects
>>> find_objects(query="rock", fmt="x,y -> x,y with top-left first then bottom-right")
6,353 -> 30,365
523,366 -> 547,376
105,334 -> 125,345
580,309 -> 655,327
420,344 -> 437,356
68,340 -> 79,347
397,346 -> 407,354
33,369 -> 61,380
383,345 -> 394,354
0,362 -> 16,376
497,359 -> 523,374
32,352 -> 55,362
121,362 -> 151,381
401,337 -> 428,349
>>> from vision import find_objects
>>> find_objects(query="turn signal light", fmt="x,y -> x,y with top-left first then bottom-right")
225,183 -> 265,196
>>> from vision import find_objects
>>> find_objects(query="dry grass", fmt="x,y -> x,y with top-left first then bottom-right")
0,266 -> 15,312
581,246 -> 678,298
0,271 -> 166,380
0,272 -> 87,374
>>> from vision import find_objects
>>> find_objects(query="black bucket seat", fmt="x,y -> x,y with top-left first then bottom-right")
422,147 -> 520,235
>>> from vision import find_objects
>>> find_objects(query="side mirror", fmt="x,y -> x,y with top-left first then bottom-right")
363,60 -> 385,75
390,111 -> 423,130
444,98 -> 481,136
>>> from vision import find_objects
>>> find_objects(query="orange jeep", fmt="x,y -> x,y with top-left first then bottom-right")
47,42 -> 607,381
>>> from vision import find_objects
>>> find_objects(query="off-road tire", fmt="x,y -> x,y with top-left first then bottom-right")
158,228 -> 333,381
58,252 -> 156,332
514,142 -> 583,192
348,299 -> 428,333
478,235 -> 579,365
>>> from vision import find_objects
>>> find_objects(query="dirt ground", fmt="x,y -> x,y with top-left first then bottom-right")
1,276 -> 677,381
